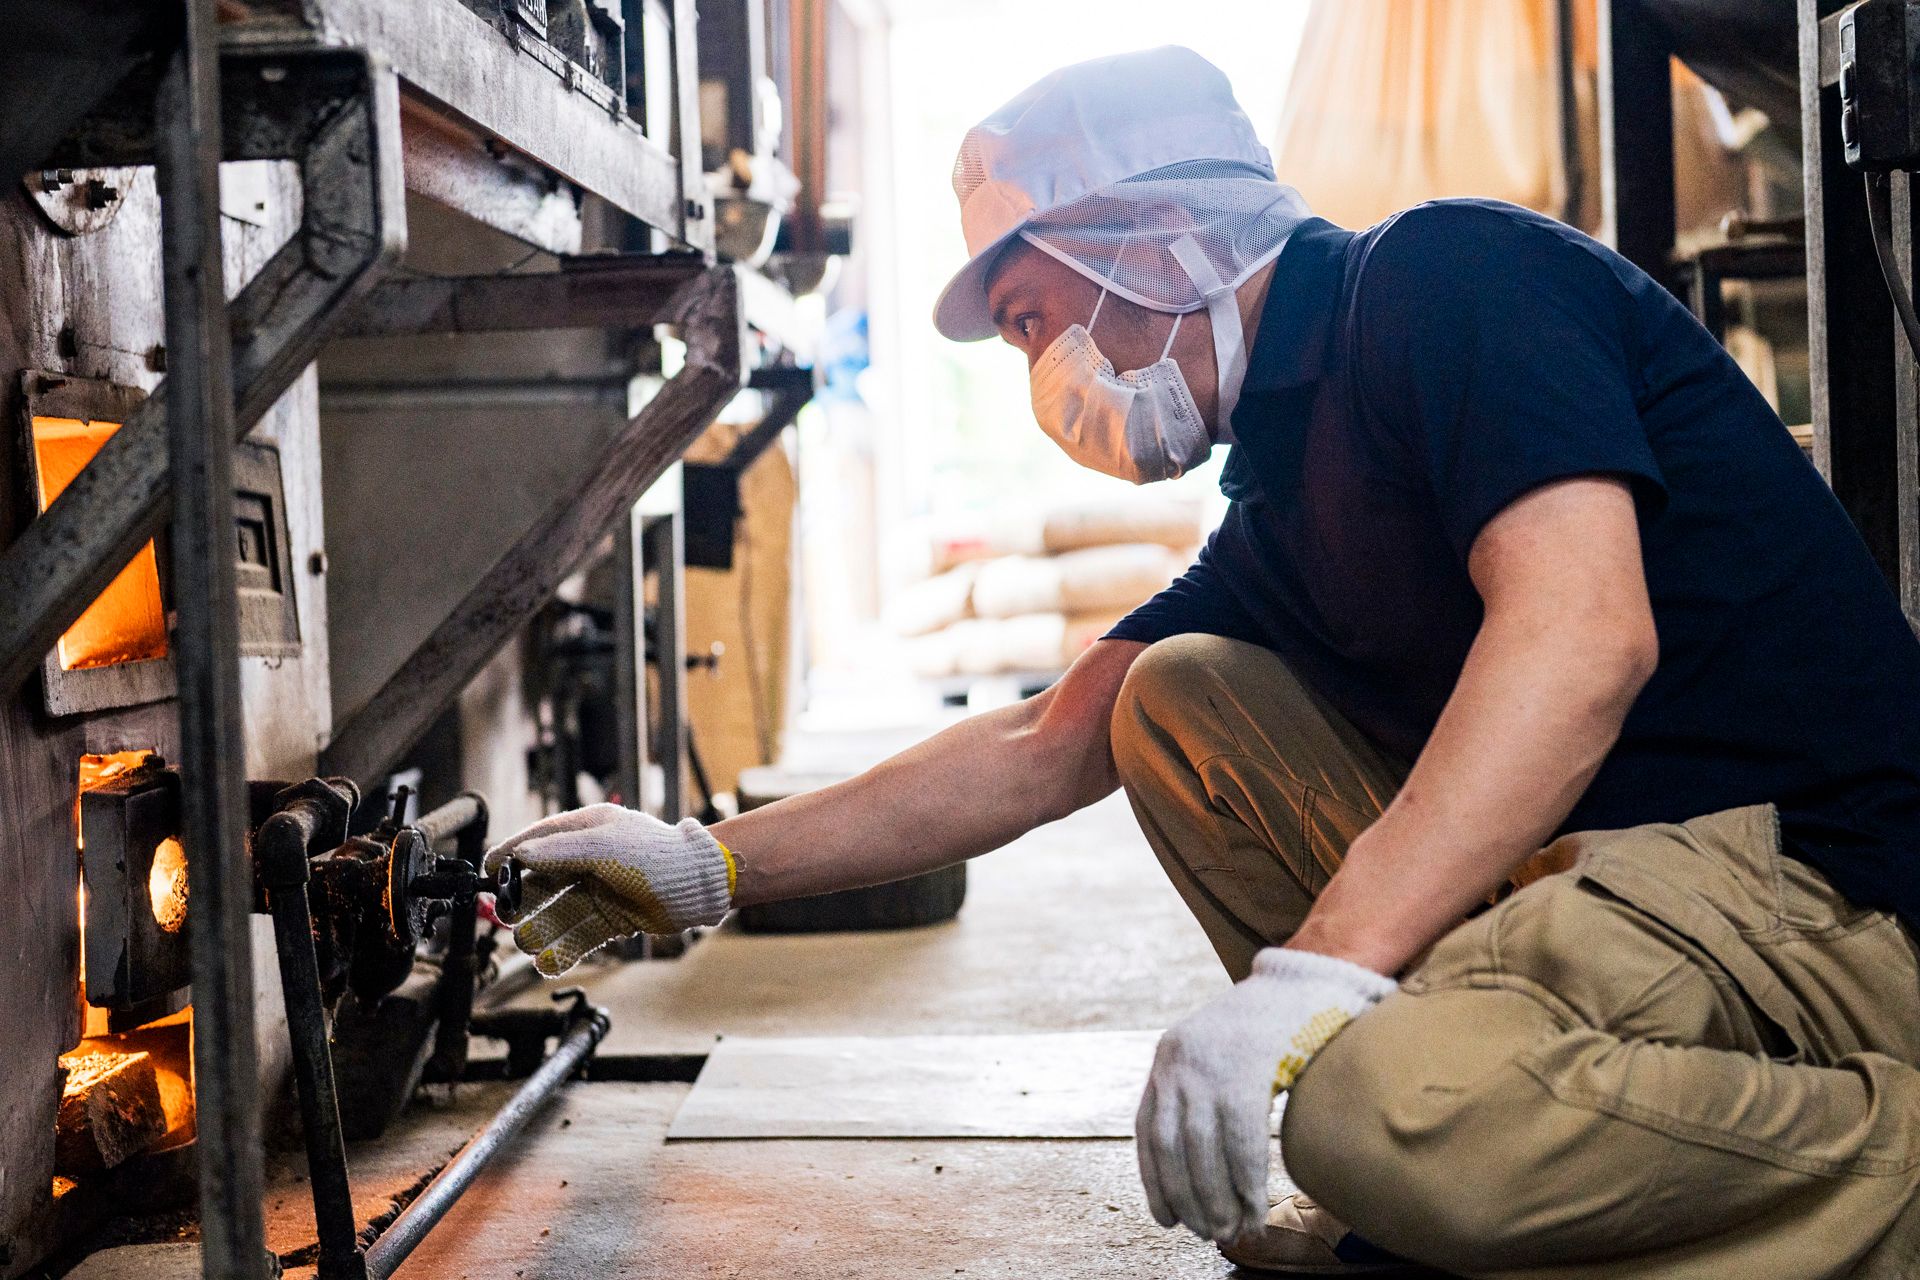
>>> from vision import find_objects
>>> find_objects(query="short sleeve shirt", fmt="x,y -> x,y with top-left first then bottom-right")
1109,200 -> 1920,930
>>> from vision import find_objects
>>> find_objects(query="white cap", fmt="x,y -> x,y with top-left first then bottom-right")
934,46 -> 1283,342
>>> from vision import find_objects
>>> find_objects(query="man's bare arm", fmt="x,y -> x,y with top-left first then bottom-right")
1288,476 -> 1658,975
712,638 -> 1146,907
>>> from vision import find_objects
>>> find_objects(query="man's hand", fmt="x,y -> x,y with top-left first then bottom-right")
1136,949 -> 1397,1243
483,804 -> 736,976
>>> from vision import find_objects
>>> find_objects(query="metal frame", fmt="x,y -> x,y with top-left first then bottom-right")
319,263 -> 747,789
682,363 -> 814,569
158,8 -> 269,1276
0,43 -> 404,1280
643,507 -> 689,819
260,0 -> 712,253
1,4 -> 745,1275
1672,235 -> 1809,342
1594,2 -> 1906,598
0,46 -> 407,703
1802,1 -> 1905,592
613,477 -> 690,825
1597,0 -> 1677,282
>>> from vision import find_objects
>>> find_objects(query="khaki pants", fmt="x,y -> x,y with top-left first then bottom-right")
1111,634 -> 1920,1278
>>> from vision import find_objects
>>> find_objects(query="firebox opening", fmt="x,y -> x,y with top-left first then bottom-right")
58,1008 -> 197,1167
31,415 -> 169,671
63,752 -> 196,1188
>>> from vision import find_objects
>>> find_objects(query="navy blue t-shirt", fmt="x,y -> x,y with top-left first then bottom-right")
1109,199 -> 1920,928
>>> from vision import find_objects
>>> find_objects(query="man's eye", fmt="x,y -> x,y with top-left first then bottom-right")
1016,314 -> 1038,340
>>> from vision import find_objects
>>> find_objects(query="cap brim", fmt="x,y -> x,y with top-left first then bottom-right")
932,224 -> 1026,342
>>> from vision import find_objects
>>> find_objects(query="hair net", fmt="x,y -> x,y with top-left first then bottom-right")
954,156 -> 1314,316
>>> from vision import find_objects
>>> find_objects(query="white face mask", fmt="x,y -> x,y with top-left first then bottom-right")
1029,301 -> 1212,485
1027,234 -> 1249,483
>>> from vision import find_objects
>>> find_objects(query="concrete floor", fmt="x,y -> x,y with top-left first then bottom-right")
272,721 -> 1250,1277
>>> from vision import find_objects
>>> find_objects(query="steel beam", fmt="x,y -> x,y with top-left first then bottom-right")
1892,173 -> 1920,623
0,48 -> 406,702
337,251 -> 707,337
397,97 -> 584,257
158,11 -> 268,1277
320,267 -> 746,788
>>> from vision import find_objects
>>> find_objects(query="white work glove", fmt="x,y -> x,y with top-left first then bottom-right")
482,804 -> 736,977
1136,947 -> 1396,1244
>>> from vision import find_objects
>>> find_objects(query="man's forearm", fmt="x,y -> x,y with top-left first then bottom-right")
1288,613 -> 1654,975
711,639 -> 1142,907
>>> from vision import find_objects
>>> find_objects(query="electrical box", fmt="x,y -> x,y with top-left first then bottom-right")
1839,0 -> 1920,170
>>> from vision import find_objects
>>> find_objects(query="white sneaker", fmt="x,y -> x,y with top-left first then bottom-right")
1217,1192 -> 1413,1275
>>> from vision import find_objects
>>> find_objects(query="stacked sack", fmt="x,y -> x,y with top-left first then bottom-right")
888,498 -> 1202,679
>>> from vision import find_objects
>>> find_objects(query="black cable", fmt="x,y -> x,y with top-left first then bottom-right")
1864,169 -> 1920,359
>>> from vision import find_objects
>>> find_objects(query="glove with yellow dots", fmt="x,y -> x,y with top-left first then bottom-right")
1135,947 -> 1396,1244
482,804 -> 736,977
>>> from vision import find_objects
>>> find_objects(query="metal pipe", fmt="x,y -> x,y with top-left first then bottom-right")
644,510 -> 688,820
415,790 -> 489,1082
412,792 -> 489,850
614,505 -> 648,811
364,1005 -> 612,1279
257,807 -> 368,1280
156,7 -> 268,1276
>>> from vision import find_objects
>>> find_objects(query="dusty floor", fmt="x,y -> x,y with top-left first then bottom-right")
257,720 -> 1252,1278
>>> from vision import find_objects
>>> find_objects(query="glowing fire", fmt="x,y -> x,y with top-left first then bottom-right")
76,749 -> 153,800
32,416 -> 168,671
148,837 -> 188,933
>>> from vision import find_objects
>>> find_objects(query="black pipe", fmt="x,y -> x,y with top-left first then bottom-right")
364,1002 -> 612,1279
258,801 -> 368,1280
418,791 -> 489,1083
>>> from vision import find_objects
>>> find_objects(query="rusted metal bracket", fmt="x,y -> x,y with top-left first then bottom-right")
319,265 -> 747,788
0,46 -> 408,702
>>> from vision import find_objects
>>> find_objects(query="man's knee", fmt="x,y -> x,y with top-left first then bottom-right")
1282,988 -> 1559,1270
1109,633 -> 1264,788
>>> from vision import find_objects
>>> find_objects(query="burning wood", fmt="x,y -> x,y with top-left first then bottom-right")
55,1049 -> 168,1174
